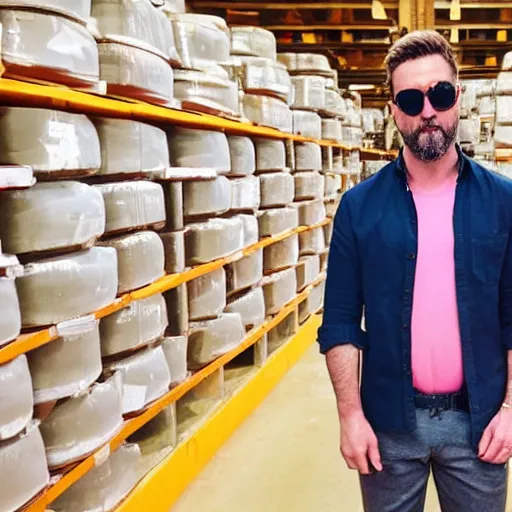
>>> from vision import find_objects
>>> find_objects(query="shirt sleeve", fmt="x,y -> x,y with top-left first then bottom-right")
317,192 -> 366,354
500,200 -> 512,350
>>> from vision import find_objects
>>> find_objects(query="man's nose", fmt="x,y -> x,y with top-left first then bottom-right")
421,96 -> 436,118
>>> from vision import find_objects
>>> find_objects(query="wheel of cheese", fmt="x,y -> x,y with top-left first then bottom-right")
51,443 -> 141,512
40,374 -> 124,469
0,423 -> 49,512
0,107 -> 101,179
322,118 -> 342,142
230,175 -> 261,213
185,217 -> 244,265
163,182 -> 184,231
236,213 -> 259,246
325,196 -> 341,218
183,176 -> 231,218
494,125 -> 512,148
259,172 -> 294,208
188,313 -> 245,369
261,267 -> 297,315
161,0 -> 185,13
160,230 -> 185,274
187,267 -> 226,321
323,89 -> 346,117
94,181 -> 166,235
497,71 -> 512,95
243,94 -> 293,133
278,52 -> 331,74
0,275 -> 21,347
98,41 -> 174,106
92,0 -> 177,60
503,52 -> 512,71
296,255 -> 320,291
168,127 -> 231,174
28,322 -> 102,405
0,0 -> 91,19
324,221 -> 333,246
164,284 -> 188,336
299,280 -> 325,323
292,110 -> 322,139
263,234 -> 299,274
100,294 -> 168,357
0,181 -> 105,255
226,249 -> 263,295
294,171 -> 325,201
291,199 -> 326,227
299,226 -> 326,255
16,247 -> 118,328
320,249 -> 329,272
257,207 -> 299,238
294,142 -> 322,172
231,27 -> 276,60
225,287 -> 265,331
227,136 -> 256,177
324,173 -> 341,197
322,146 -> 334,173
495,97 -> 512,125
291,76 -> 326,111
254,139 -> 286,173
0,9 -> 99,87
161,336 -> 188,386
105,346 -> 171,415
0,355 -> 33,441
101,231 -> 165,294
94,119 -> 169,177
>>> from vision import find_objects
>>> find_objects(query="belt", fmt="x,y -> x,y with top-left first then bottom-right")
414,389 -> 470,414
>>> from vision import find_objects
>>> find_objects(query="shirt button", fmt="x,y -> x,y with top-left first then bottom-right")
402,323 -> 409,330
407,253 -> 416,260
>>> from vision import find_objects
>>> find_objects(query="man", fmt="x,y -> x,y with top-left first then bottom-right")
318,30 -> 512,511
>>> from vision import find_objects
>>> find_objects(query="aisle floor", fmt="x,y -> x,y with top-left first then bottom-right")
172,344 -> 511,512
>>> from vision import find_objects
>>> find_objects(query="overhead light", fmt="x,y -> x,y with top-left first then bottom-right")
349,84 -> 376,91
371,0 -> 388,20
449,0 -> 461,20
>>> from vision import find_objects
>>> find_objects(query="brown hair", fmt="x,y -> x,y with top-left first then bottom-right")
384,30 -> 458,96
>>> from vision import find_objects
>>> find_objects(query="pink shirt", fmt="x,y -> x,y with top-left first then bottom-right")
410,177 -> 464,394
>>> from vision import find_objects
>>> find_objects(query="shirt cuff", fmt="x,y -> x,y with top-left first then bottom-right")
317,323 -> 367,354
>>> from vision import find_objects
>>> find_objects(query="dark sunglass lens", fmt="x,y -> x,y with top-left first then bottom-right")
428,82 -> 456,111
395,89 -> 424,116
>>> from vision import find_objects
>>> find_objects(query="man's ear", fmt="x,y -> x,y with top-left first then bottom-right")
389,100 -> 398,118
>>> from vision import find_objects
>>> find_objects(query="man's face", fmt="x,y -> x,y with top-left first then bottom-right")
390,54 -> 460,162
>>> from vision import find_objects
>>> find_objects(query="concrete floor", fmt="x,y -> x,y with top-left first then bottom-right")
172,344 -> 510,512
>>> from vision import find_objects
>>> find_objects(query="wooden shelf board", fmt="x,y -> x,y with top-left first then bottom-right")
190,1 -> 398,9
266,24 -> 393,31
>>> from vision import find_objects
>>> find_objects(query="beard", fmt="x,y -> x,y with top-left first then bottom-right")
399,117 -> 459,162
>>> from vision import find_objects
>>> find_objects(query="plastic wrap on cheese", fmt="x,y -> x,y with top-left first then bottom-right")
291,199 -> 326,226
51,443 -> 141,512
236,213 -> 259,245
95,181 -> 166,235
164,283 -> 188,336
294,171 -> 324,200
324,173 -> 341,197
183,176 -> 231,218
0,9 -> 99,87
263,234 -> 299,274
100,294 -> 167,357
98,41 -> 174,105
16,247 -> 118,328
0,107 -> 101,178
230,175 -> 261,212
292,110 -> 322,139
92,0 -> 178,61
160,230 -> 185,274
227,136 -> 256,177
291,76 -> 326,110
324,221 -> 333,246
105,346 -> 171,415
257,207 -> 299,237
231,27 -> 276,59
168,127 -> 231,174
94,118 -> 169,176
173,69 -> 239,116
0,355 -> 33,441
299,226 -> 326,255
278,52 -> 331,74
243,94 -> 292,133
259,172 -> 294,208
0,0 -> 92,19
261,267 -> 297,315
254,139 -> 287,172
40,374 -> 123,468
496,71 -> 512,95
496,96 -> 512,124
162,335 -> 188,385
171,13 -> 230,69
225,287 -> 265,331
294,142 -> 322,172
28,322 -> 102,405
226,249 -> 263,295
0,424 -> 49,512
188,313 -> 245,369
494,125 -> 512,148
0,181 -> 105,255
0,275 -> 21,347
185,217 -> 244,265
187,267 -> 226,321
101,231 -> 165,294
296,254 -> 320,291
322,118 -> 342,142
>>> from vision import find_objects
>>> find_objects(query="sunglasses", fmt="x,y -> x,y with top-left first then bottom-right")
394,81 -> 458,117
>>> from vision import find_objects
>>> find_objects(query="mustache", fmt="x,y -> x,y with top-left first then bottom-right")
416,119 -> 447,136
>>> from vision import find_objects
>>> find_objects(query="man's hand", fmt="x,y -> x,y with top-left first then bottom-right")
340,411 -> 383,475
478,408 -> 512,464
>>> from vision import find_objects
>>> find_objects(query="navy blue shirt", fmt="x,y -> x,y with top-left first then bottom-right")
317,148 -> 512,448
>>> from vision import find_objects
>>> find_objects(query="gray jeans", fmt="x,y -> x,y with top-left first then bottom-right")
360,409 -> 508,512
